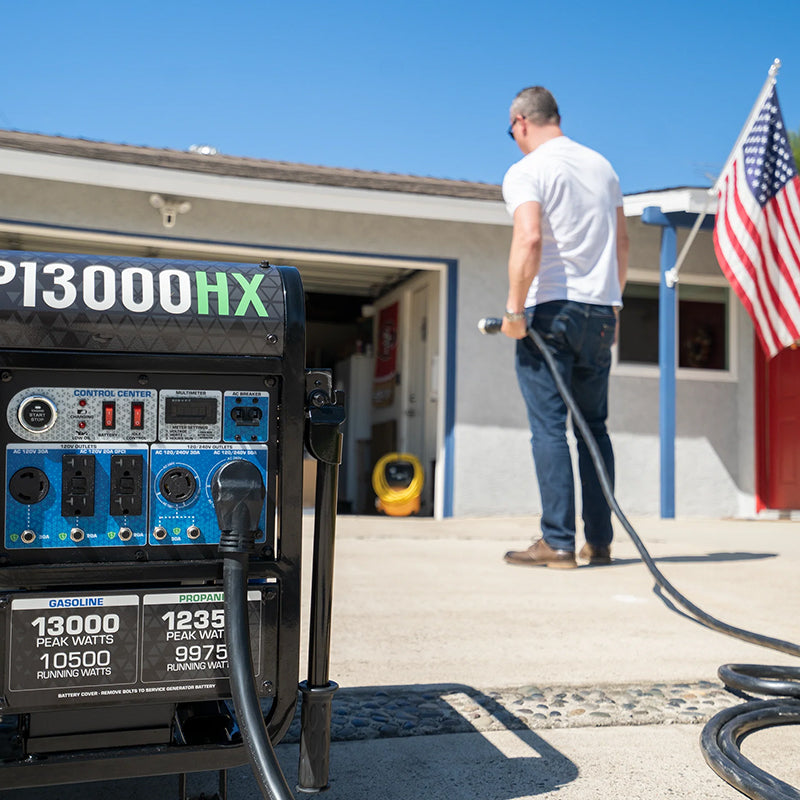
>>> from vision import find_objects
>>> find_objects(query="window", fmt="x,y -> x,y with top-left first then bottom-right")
617,282 -> 728,371
617,284 -> 658,365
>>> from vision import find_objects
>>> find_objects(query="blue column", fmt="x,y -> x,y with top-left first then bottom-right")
641,207 -> 677,519
658,224 -> 677,519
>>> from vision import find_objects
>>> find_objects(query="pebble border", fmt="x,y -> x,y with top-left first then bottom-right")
283,680 -> 739,743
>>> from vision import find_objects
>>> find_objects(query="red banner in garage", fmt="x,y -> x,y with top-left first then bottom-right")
372,302 -> 398,407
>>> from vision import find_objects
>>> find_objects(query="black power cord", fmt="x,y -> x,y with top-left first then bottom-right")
479,317 -> 800,800
212,460 -> 295,800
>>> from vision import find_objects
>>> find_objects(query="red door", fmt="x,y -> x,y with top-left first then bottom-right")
756,338 -> 800,510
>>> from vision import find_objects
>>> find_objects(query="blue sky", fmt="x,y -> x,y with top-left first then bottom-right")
3,0 -> 800,195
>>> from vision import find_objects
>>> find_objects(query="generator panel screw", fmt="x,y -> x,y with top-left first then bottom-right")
1,371 -> 12,382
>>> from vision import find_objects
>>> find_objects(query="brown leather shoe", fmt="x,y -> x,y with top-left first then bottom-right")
579,543 -> 612,565
504,539 -> 577,569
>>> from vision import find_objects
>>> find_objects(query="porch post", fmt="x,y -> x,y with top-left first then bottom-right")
642,206 -> 677,518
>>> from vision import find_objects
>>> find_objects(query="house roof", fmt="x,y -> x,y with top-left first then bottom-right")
0,129 -> 504,202
0,128 -> 716,230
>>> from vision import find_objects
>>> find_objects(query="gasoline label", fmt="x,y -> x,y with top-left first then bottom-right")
8,595 -> 139,693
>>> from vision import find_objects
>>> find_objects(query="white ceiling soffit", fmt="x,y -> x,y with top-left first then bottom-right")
622,187 -> 718,217
0,145 -> 715,224
0,221 -> 427,297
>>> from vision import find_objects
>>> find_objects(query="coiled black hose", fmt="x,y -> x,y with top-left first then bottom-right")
479,317 -> 800,800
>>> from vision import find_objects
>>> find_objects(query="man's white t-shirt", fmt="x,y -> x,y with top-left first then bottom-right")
502,136 -> 624,308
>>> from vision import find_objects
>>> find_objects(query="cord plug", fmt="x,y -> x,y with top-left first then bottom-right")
211,460 -> 265,554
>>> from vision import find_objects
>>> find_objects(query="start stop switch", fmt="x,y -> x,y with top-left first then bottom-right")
18,396 -> 57,433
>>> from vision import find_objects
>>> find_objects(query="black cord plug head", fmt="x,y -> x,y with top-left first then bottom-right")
211,460 -> 266,555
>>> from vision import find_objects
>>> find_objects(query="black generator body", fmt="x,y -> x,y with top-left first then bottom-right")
0,251 -> 342,795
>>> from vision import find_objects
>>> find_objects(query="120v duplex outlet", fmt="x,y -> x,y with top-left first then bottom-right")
61,454 -> 95,518
109,455 -> 144,517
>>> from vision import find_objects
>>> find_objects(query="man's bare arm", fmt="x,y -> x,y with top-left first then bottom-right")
502,201 -> 542,339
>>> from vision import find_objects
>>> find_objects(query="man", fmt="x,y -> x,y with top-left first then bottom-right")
501,86 -> 629,569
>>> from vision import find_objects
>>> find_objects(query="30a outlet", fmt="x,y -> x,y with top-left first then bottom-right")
61,454 -> 96,517
159,467 -> 198,505
9,467 -> 50,505
109,454 -> 144,517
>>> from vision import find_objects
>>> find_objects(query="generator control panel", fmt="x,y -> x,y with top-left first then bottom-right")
2,383 -> 274,560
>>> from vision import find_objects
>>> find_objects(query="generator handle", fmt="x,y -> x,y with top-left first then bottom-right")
298,384 -> 344,792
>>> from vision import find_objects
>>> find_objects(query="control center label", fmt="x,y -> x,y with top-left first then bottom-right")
7,387 -> 157,443
4,588 -> 271,711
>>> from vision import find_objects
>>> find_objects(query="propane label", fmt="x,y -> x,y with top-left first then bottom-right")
140,590 -> 261,683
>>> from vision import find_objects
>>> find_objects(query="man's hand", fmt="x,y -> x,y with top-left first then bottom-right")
501,315 -> 528,339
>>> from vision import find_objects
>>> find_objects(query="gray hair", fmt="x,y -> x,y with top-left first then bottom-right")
510,87 -> 561,126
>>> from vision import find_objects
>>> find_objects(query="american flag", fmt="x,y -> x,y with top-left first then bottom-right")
713,85 -> 800,358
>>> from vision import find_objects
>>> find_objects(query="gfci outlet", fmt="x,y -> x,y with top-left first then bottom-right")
109,454 -> 144,517
61,454 -> 96,518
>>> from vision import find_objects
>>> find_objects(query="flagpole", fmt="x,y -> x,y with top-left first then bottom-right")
664,58 -> 782,288
713,58 -> 782,194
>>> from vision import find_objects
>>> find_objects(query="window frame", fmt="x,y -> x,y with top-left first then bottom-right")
612,270 -> 737,383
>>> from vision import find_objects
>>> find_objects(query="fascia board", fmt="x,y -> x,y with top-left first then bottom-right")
0,147 -> 510,226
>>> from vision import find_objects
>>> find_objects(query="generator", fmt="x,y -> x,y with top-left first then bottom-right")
0,251 -> 342,797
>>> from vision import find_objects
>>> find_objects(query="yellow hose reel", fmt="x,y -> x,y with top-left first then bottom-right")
371,452 -> 424,516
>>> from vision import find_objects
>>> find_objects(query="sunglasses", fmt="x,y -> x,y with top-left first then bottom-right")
507,116 -> 524,140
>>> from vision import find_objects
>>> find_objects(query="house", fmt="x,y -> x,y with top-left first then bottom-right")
0,130 -> 790,519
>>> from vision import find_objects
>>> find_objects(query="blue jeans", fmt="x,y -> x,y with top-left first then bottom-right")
515,300 -> 616,552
